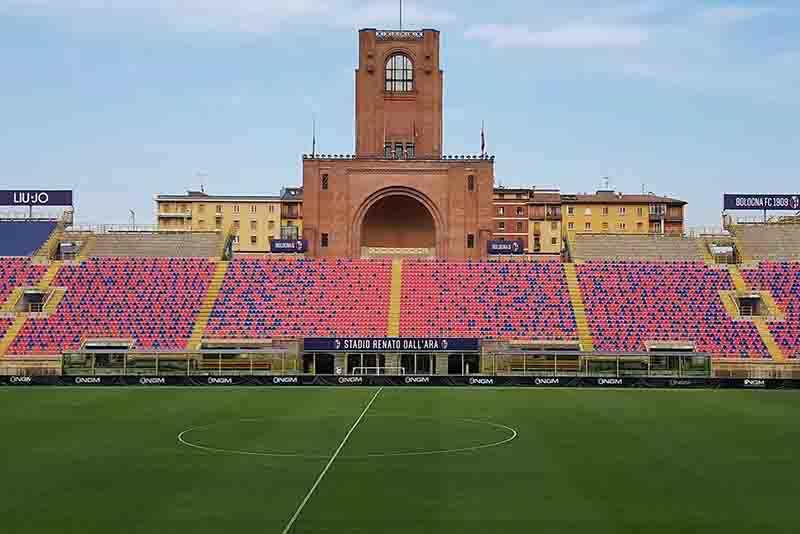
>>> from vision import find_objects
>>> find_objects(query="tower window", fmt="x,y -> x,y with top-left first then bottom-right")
321,233 -> 329,248
467,175 -> 475,192
385,54 -> 413,92
322,174 -> 329,190
467,234 -> 475,249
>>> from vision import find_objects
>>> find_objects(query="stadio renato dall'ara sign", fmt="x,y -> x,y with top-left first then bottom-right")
0,190 -> 73,207
723,194 -> 800,211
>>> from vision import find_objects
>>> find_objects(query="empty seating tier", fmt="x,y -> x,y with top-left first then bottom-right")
577,261 -> 768,358
571,234 -> 704,262
742,262 -> 800,359
0,258 -> 46,303
732,225 -> 800,261
400,261 -> 578,340
7,258 -> 214,355
0,221 -> 57,257
206,258 -> 391,339
88,232 -> 222,258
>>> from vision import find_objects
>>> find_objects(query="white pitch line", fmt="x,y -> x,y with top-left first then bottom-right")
281,387 -> 383,534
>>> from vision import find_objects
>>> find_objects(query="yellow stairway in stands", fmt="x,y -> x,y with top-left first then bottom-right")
0,314 -> 29,357
0,262 -> 63,357
387,259 -> 403,337
563,263 -> 595,352
727,265 -> 785,362
188,261 -> 229,350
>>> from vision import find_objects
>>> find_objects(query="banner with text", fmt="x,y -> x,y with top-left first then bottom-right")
0,190 -> 73,206
303,338 -> 480,353
270,239 -> 308,253
724,194 -> 800,211
487,240 -> 524,255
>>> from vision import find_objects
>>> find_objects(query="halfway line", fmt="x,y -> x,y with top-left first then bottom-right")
281,387 -> 383,534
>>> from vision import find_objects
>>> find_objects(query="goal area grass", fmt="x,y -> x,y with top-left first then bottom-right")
1,387 -> 799,533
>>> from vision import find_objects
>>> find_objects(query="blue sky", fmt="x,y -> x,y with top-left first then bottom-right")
1,0 -> 798,227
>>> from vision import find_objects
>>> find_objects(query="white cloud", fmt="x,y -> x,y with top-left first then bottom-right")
464,23 -> 648,49
696,5 -> 776,26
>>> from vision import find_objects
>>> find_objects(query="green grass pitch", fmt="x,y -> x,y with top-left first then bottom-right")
2,387 -> 799,533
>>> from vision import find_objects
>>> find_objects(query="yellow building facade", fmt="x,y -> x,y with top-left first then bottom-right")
155,190 -> 303,253
561,191 -> 686,242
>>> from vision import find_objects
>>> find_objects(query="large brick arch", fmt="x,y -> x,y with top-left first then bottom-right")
351,187 -> 446,257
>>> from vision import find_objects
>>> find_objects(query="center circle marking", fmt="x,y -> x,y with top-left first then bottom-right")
177,415 -> 518,459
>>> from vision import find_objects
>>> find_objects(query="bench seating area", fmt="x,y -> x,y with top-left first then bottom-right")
577,261 -> 768,358
400,261 -> 578,340
206,258 -> 391,339
8,258 -> 214,355
743,262 -> 800,358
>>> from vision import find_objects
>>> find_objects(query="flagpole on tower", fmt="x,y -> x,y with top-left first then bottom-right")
312,113 -> 317,158
400,0 -> 403,30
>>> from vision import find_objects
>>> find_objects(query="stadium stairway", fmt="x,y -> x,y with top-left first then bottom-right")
727,265 -> 785,362
0,261 -> 62,357
187,261 -> 229,350
387,259 -> 402,337
563,263 -> 594,352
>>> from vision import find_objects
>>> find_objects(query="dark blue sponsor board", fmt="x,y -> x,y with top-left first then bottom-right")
270,239 -> 308,253
0,190 -> 73,206
724,194 -> 800,211
487,240 -> 524,255
303,338 -> 480,353
1,375 -> 798,389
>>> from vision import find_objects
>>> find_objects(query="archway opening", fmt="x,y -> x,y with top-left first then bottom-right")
361,195 -> 436,251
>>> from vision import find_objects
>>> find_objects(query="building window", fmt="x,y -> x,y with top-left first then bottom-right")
602,206 -> 609,216
216,205 -> 222,214
233,235 -> 240,244
516,207 -> 524,216
637,207 -> 644,217
384,143 -> 392,158
322,174 -> 329,190
550,222 -> 558,231
585,208 -> 592,216
233,220 -> 240,231
567,206 -> 575,216
533,222 -> 541,234
637,222 -> 644,231
198,204 -> 205,214
467,234 -> 475,249
215,219 -> 222,230
467,175 -> 475,192
585,222 -> 591,231
551,237 -> 558,246
250,236 -> 257,245
321,233 -> 329,248
619,207 -> 626,215
385,53 -> 413,92
568,222 -> 574,230
233,205 -> 240,214
499,222 -> 505,231
250,221 -> 257,232
394,142 -> 404,160
198,219 -> 205,227
602,222 -> 609,231
405,144 -> 415,159
268,221 -> 275,230
269,205 -> 275,214
498,207 -> 505,216
516,222 -> 523,232
250,205 -> 257,214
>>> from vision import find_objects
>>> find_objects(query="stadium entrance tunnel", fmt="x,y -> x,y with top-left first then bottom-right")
359,194 -> 437,255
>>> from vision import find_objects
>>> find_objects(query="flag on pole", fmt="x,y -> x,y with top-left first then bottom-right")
312,114 -> 316,157
481,121 -> 486,156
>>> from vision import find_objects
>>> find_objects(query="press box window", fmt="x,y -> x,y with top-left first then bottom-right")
321,233 -> 329,248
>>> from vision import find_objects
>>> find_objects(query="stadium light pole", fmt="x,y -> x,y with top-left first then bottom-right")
130,209 -> 135,229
